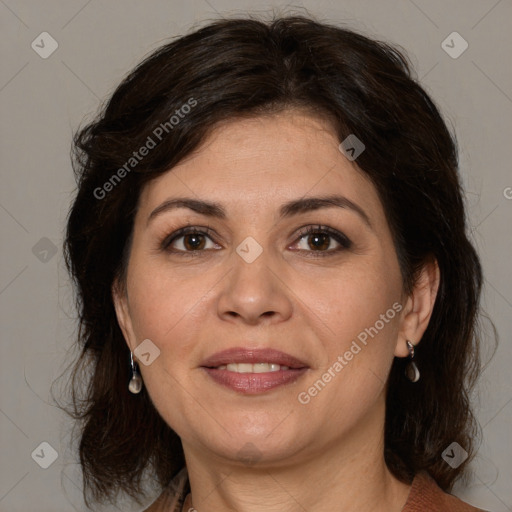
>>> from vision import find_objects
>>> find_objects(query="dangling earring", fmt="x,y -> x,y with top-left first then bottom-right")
128,351 -> 143,394
405,340 -> 420,382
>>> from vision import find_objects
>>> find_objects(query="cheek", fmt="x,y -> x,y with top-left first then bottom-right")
297,274 -> 401,430
296,259 -> 403,410
299,260 -> 401,340
125,253 -> 213,342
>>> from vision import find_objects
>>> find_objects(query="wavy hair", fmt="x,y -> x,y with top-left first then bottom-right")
61,13 -> 485,508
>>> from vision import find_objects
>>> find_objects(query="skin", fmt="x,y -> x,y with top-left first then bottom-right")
113,110 -> 440,512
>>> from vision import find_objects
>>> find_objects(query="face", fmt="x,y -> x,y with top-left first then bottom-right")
113,110 -> 415,468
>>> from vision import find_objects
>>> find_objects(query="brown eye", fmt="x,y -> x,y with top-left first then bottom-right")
182,233 -> 207,251
161,227 -> 219,253
305,233 -> 331,251
293,225 -> 352,255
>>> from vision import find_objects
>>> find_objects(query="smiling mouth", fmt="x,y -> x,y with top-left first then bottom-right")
200,347 -> 309,393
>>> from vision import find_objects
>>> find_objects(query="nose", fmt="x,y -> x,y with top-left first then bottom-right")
216,247 -> 294,326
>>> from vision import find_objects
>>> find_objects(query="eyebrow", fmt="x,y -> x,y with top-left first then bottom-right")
147,194 -> 372,228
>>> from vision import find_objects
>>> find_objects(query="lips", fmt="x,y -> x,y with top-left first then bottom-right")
200,347 -> 309,394
200,347 -> 308,369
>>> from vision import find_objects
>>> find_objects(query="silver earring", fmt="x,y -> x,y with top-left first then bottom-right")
128,351 -> 143,394
405,340 -> 420,382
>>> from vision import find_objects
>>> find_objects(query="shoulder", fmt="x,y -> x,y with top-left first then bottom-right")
402,471 -> 490,512
143,466 -> 189,512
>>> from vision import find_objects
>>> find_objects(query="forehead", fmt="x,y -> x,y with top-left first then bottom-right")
137,111 -> 383,223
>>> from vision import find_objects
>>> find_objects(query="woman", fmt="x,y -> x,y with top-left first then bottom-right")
63,14 -> 489,512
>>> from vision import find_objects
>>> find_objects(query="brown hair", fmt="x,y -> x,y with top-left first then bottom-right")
61,13 -> 485,508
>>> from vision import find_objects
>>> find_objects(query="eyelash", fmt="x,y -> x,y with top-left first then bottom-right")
159,224 -> 352,257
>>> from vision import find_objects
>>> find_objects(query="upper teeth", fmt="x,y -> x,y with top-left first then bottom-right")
216,363 -> 290,373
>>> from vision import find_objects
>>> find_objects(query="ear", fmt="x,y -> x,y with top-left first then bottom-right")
112,277 -> 137,353
394,257 -> 440,357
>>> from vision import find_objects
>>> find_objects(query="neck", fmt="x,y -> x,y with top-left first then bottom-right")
181,399 -> 411,512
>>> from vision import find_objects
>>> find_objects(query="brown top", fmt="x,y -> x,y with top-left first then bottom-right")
402,472 -> 488,512
144,467 -> 489,512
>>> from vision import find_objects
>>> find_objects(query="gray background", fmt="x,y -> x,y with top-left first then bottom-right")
0,0 -> 511,511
